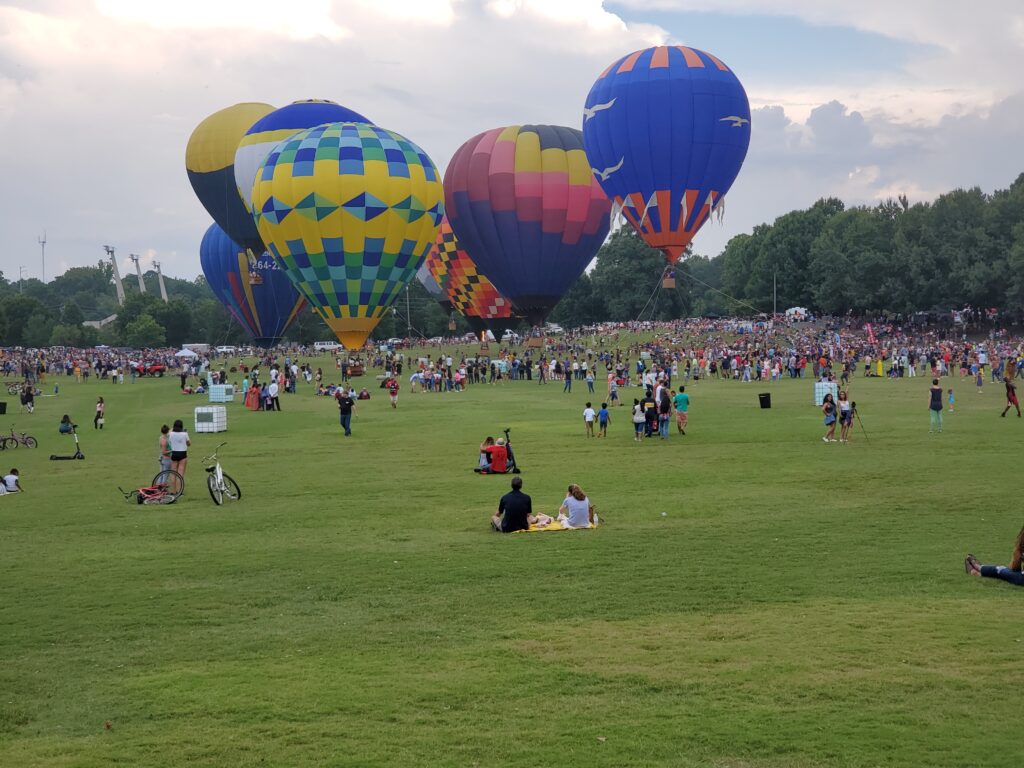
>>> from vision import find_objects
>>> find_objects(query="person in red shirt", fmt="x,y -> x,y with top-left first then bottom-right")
388,378 -> 399,408
482,437 -> 508,473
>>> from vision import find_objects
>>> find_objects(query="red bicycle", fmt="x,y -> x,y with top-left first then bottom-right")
119,469 -> 184,505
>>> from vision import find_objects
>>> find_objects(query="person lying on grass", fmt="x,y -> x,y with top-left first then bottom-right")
965,526 -> 1024,587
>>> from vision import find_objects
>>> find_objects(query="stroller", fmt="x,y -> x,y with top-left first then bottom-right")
474,428 -> 521,474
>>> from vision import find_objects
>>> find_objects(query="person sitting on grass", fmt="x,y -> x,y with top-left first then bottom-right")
479,437 -> 508,474
479,436 -> 495,470
557,484 -> 596,528
58,414 -> 75,435
965,527 -> 1024,587
3,468 -> 23,493
491,476 -> 543,532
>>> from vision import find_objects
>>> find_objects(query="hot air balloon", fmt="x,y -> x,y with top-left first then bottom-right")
582,46 -> 751,285
199,223 -> 307,346
424,216 -> 513,332
252,122 -> 444,349
235,100 -> 370,216
186,102 -> 275,254
444,125 -> 610,326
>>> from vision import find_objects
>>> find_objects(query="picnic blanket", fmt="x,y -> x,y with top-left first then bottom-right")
514,520 -> 599,533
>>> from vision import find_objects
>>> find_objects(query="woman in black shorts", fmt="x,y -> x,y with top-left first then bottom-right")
167,419 -> 191,482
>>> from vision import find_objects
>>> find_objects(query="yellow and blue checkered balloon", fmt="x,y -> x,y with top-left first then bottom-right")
252,122 -> 444,349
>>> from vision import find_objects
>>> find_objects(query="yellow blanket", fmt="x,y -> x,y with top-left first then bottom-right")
515,520 -> 598,533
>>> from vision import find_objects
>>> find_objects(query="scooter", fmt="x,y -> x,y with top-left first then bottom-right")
50,425 -> 85,461
474,427 -> 521,474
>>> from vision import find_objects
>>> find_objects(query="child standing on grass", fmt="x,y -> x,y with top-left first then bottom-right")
597,403 -> 609,438
948,388 -> 955,412
975,365 -> 984,393
583,402 -> 596,437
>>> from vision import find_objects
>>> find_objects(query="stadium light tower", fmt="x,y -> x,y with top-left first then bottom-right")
129,253 -> 146,294
38,232 -> 46,283
104,245 -> 126,306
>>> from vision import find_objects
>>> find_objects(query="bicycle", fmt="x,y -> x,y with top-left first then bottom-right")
119,469 -> 184,505
203,442 -> 241,505
3,425 -> 38,449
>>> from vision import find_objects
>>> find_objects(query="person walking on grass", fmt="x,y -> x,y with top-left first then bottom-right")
837,390 -> 853,443
597,403 -> 610,438
673,386 -> 690,435
335,387 -> 355,436
965,526 -> 1024,587
94,396 -> 105,429
821,392 -> 837,443
929,378 -> 944,433
583,402 -> 596,438
1001,376 -> 1021,418
631,398 -> 645,442
658,388 -> 671,439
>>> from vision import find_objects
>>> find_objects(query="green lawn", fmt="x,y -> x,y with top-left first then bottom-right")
0,357 -> 1020,767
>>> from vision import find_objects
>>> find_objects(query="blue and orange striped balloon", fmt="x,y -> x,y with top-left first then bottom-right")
582,46 -> 751,262
199,223 -> 306,346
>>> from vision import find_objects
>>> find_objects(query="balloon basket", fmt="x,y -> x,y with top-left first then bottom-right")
662,277 -> 676,289
524,337 -> 544,349
448,318 -> 457,331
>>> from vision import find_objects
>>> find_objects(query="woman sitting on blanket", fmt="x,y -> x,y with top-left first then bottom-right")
558,484 -> 596,528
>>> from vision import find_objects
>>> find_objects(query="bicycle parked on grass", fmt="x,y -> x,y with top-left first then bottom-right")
204,442 -> 241,505
2,425 -> 37,449
119,469 -> 184,505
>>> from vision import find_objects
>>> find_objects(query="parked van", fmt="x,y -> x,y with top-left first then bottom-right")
314,341 -> 342,352
215,346 -> 237,354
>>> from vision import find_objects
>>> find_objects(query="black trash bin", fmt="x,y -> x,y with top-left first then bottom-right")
0,401 -> 7,415
758,392 -> 771,409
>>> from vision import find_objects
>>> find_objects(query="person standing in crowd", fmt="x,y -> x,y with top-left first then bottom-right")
822,392 -> 837,443
673,386 -> 689,435
167,420 -> 191,482
563,364 -> 572,393
658,388 -> 672,439
94,396 -> 105,430
20,382 -> 34,414
1001,375 -> 1021,418
268,379 -> 281,411
929,378 -> 944,433
948,387 -> 955,413
631,398 -> 645,442
336,387 -> 355,436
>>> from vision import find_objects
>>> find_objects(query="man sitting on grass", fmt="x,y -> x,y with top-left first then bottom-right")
491,476 -> 537,532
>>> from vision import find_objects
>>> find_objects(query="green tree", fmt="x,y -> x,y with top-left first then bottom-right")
1,295 -> 48,346
23,312 -> 55,347
150,298 -> 193,347
125,313 -> 166,349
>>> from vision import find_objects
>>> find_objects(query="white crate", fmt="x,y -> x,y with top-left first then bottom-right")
194,405 -> 227,433
813,381 -> 838,406
208,384 -> 235,403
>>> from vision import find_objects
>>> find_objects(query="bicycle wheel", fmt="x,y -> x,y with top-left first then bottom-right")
220,473 -> 241,502
207,473 -> 223,505
4,437 -> 17,449
152,470 -> 184,500
23,436 -> 37,449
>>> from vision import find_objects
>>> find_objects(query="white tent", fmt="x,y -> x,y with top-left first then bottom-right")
174,348 -> 199,358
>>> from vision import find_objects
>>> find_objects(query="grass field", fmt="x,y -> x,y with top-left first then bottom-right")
1,354 -> 1021,767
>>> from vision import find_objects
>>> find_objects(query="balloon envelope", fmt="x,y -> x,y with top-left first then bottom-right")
252,122 -> 444,349
199,223 -> 306,346
235,100 -> 370,216
425,216 -> 512,330
582,45 -> 750,261
186,102 -> 275,254
444,124 -> 610,326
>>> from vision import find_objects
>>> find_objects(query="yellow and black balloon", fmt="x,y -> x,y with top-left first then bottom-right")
252,122 -> 445,349
185,102 -> 275,254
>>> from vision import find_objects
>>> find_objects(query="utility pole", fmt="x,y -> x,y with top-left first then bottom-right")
129,254 -> 146,294
18,266 -> 26,293
405,284 -> 411,337
153,261 -> 169,302
38,232 -> 46,283
104,246 -> 126,306
773,270 -> 777,317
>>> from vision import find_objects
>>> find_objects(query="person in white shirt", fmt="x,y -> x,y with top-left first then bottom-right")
268,380 -> 281,411
3,468 -> 23,493
167,420 -> 191,481
558,484 -> 595,528
582,402 -> 596,437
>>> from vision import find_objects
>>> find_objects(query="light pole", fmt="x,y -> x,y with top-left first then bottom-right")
38,232 -> 46,283
19,266 -> 26,293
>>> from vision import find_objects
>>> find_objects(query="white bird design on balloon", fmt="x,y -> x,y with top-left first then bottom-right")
583,98 -> 617,121
591,157 -> 624,181
719,115 -> 750,127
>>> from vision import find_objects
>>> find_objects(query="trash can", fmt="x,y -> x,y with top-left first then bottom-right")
0,401 -> 7,415
758,392 -> 771,409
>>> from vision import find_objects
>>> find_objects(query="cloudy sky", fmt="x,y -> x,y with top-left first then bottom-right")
1,0 -> 1022,284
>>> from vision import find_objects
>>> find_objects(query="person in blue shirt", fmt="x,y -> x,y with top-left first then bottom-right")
597,403 -> 610,438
